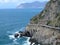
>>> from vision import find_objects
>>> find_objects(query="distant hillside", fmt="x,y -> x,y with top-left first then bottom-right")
17,1 -> 47,8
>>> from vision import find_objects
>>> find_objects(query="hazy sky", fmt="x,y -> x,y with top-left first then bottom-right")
0,0 -> 49,9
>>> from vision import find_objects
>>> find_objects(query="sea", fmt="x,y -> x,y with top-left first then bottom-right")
0,8 -> 43,45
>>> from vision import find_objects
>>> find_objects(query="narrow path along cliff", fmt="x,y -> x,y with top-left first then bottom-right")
16,0 -> 60,45
28,24 -> 60,30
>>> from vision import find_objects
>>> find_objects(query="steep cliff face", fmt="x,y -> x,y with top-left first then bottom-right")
24,0 -> 60,45
30,0 -> 60,27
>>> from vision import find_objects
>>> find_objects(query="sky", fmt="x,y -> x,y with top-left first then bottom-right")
0,0 -> 49,9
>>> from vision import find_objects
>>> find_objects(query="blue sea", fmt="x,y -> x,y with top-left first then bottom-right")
0,8 -> 43,45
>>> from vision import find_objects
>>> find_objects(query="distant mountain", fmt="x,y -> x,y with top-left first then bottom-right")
17,1 -> 48,9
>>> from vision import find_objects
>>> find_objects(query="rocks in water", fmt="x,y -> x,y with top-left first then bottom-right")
16,0 -> 60,45
14,33 -> 20,38
14,31 -> 23,38
14,31 -> 32,38
24,0 -> 60,45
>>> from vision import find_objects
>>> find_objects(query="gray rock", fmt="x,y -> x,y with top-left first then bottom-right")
19,0 -> 60,45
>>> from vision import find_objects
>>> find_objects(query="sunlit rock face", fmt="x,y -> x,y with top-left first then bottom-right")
26,0 -> 60,44
18,0 -> 60,45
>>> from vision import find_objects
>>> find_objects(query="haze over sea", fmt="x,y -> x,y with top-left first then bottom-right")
0,8 -> 43,45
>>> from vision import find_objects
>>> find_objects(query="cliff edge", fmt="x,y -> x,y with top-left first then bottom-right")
19,0 -> 60,45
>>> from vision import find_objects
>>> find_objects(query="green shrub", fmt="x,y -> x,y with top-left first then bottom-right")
45,9 -> 47,12
38,10 -> 45,19
58,16 -> 60,20
46,20 -> 51,25
55,13 -> 60,18
32,17 -> 37,21
30,16 -> 38,24
39,15 -> 44,19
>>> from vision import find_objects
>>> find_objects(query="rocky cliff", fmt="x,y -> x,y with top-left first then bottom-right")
20,0 -> 60,45
30,0 -> 60,27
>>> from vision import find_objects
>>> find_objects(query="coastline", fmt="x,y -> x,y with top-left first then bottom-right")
18,0 -> 60,45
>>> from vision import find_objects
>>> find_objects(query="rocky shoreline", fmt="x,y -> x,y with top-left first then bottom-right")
19,24 -> 60,45
15,0 -> 60,45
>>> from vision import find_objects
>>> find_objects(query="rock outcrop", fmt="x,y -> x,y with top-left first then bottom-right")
19,0 -> 60,45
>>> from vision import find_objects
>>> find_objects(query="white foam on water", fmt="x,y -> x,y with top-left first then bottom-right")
13,39 -> 19,45
8,27 -> 31,45
23,37 -> 31,45
9,34 -> 19,45
8,31 -> 20,39
8,33 -> 31,45
9,35 -> 15,39
8,27 -> 26,39
32,43 -> 35,45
